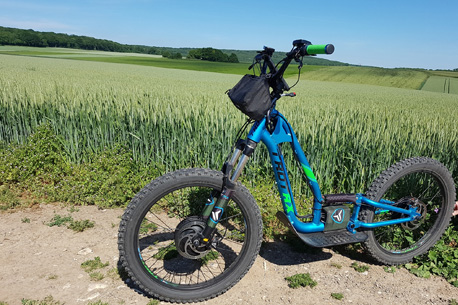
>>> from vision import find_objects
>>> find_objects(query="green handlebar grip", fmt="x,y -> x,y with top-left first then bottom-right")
306,44 -> 334,55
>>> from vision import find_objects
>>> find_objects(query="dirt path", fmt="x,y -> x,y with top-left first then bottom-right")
1,204 -> 457,305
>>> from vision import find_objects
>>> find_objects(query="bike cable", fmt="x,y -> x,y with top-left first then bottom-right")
224,118 -> 254,162
287,57 -> 303,90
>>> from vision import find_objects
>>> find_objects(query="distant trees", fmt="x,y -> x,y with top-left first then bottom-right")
0,26 -> 239,64
0,26 -> 161,55
161,51 -> 182,59
188,47 -> 239,63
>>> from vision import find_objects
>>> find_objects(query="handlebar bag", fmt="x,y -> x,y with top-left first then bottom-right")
227,74 -> 272,121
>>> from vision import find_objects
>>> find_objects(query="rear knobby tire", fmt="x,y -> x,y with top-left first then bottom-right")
362,157 -> 455,265
118,168 -> 263,303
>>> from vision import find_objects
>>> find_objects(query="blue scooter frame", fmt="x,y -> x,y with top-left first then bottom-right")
247,109 -> 422,235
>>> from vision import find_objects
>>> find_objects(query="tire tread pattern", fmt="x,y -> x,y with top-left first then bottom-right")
118,168 -> 263,303
361,157 -> 455,265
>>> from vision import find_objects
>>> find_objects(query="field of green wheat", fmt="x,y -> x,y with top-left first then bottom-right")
1,53 -> 457,197
422,76 -> 458,94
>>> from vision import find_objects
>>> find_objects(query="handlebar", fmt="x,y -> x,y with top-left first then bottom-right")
254,39 -> 334,96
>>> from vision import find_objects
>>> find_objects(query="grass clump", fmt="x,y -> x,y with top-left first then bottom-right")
21,296 -> 63,305
285,273 -> 317,289
331,292 -> 344,300
383,266 -> 397,273
0,185 -> 20,210
87,301 -> 110,305
46,214 -> 95,232
351,262 -> 370,273
81,256 -> 109,272
89,271 -> 105,281
81,257 -> 110,281
330,262 -> 342,269
201,251 -> 219,265
46,214 -> 73,227
153,245 -> 179,260
139,219 -> 158,234
68,219 -> 94,232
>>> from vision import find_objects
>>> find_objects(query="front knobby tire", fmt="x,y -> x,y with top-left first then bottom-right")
362,157 -> 455,265
118,168 -> 263,303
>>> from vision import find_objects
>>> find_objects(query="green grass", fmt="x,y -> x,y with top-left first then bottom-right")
68,219 -> 95,232
153,245 -> 179,260
351,262 -> 370,273
300,65 -> 429,89
331,292 -> 344,300
285,273 -> 317,288
0,46 -> 303,78
46,214 -> 94,232
46,215 -> 73,227
81,256 -> 109,272
0,185 -> 20,210
87,301 -> 110,305
21,296 -> 63,305
1,55 -> 456,194
89,271 -> 105,281
0,46 -> 433,89
421,76 -> 458,94
201,250 -> 219,265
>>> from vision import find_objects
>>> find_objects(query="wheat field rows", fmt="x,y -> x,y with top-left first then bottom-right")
1,54 -> 457,195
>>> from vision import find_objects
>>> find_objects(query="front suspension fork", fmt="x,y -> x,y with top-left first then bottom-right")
200,139 -> 257,243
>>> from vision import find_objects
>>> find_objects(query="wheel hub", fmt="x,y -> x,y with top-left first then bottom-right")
174,217 -> 209,259
400,197 -> 427,230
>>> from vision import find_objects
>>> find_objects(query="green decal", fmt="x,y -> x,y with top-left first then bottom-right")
282,193 -> 294,213
141,259 -> 159,278
301,164 -> 317,182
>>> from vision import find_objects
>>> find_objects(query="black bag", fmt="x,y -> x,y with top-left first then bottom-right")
227,74 -> 272,121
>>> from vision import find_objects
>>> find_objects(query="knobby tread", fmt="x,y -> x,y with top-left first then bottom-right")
118,168 -> 263,303
361,157 -> 455,265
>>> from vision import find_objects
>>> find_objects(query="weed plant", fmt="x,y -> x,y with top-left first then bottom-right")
331,292 -> 344,300
285,273 -> 317,288
81,256 -> 109,272
351,262 -> 370,273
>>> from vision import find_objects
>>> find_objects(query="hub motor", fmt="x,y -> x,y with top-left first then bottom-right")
174,216 -> 209,259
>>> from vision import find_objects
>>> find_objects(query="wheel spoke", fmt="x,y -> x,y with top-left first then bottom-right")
362,158 -> 454,264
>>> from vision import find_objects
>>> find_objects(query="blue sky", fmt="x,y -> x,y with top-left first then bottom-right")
1,0 -> 457,69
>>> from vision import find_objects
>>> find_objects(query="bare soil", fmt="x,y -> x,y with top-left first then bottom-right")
1,203 -> 457,305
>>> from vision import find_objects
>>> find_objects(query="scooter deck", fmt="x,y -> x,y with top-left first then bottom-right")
276,211 -> 368,247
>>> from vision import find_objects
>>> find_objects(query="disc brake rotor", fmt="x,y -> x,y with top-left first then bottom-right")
175,217 -> 209,259
401,198 -> 427,230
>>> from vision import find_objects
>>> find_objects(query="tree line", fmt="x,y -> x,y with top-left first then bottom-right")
188,48 -> 239,63
0,26 -> 239,63
0,26 -> 160,54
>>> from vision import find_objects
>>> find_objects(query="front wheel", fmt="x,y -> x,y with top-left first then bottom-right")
361,157 -> 455,265
118,168 -> 263,303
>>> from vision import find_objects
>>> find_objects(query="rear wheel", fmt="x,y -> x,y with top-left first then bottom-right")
118,168 -> 263,303
362,157 -> 455,265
